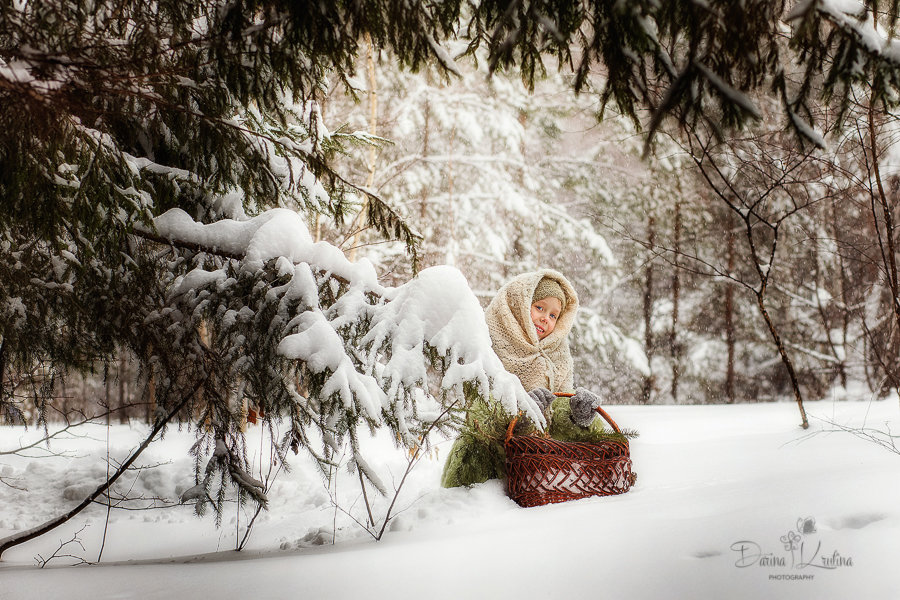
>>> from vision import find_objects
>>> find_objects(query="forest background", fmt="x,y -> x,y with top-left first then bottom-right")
12,10 -> 900,419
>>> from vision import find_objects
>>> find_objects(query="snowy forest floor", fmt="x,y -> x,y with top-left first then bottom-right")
1,396 -> 899,600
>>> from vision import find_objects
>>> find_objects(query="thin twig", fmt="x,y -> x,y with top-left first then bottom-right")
375,400 -> 460,540
35,525 -> 91,568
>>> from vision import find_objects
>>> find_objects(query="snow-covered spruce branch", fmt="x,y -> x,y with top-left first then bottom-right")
61,97 -> 419,267
148,206 -> 538,419
148,207 -> 540,523
801,1 -> 900,63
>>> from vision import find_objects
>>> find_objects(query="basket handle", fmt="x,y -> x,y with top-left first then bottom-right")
504,415 -> 521,444
504,393 -> 623,443
594,405 -> 622,434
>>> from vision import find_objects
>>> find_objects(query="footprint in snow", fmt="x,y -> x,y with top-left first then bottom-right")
830,513 -> 887,530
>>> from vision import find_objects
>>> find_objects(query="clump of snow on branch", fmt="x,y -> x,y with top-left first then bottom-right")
278,310 -> 386,419
367,266 -> 540,431
154,208 -> 382,286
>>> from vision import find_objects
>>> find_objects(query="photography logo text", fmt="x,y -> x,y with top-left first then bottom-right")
730,517 -> 854,581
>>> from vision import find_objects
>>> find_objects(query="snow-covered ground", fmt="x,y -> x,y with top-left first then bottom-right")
1,397 -> 899,600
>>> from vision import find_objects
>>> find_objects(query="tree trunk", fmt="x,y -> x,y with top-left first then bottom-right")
830,199 -> 850,389
724,222 -> 736,403
145,373 -> 156,425
348,33 -> 379,262
0,338 -> 5,402
670,201 -> 682,403
812,235 -> 847,389
104,364 -> 112,427
446,127 -> 457,265
867,99 -> 900,405
756,292 -> 809,428
741,210 -> 808,428
118,355 -> 127,424
420,95 -> 431,221
641,214 -> 656,404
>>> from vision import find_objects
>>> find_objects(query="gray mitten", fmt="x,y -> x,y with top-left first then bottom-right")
569,387 -> 603,427
527,387 -> 556,412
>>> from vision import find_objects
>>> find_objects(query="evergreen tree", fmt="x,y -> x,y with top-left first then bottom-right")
1,1 -> 428,428
0,0 -> 519,546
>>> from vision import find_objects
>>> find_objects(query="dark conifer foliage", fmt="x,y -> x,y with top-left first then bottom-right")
465,1 -> 900,146
1,0 -> 441,424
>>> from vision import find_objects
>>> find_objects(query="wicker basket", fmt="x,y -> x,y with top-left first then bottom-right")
504,403 -> 636,508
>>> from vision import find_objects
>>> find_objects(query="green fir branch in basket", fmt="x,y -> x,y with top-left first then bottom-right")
544,397 -> 639,444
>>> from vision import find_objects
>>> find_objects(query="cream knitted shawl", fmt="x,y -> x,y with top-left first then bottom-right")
484,269 -> 578,393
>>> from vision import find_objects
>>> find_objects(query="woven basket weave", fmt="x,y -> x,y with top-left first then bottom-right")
504,403 -> 636,508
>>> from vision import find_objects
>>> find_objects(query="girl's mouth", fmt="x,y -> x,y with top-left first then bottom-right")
535,324 -> 545,335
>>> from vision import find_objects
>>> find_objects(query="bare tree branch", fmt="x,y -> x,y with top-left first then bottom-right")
0,374 -> 208,560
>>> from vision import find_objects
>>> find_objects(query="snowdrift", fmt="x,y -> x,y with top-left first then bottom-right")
1,399 -> 899,600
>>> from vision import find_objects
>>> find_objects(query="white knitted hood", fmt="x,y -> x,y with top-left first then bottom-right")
484,269 -> 578,393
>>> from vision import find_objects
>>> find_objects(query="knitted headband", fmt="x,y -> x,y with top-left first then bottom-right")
532,277 -> 567,311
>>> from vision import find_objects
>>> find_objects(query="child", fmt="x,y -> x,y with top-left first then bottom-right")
441,269 -> 604,488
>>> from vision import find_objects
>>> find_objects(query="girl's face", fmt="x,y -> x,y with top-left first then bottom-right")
530,296 -> 562,340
